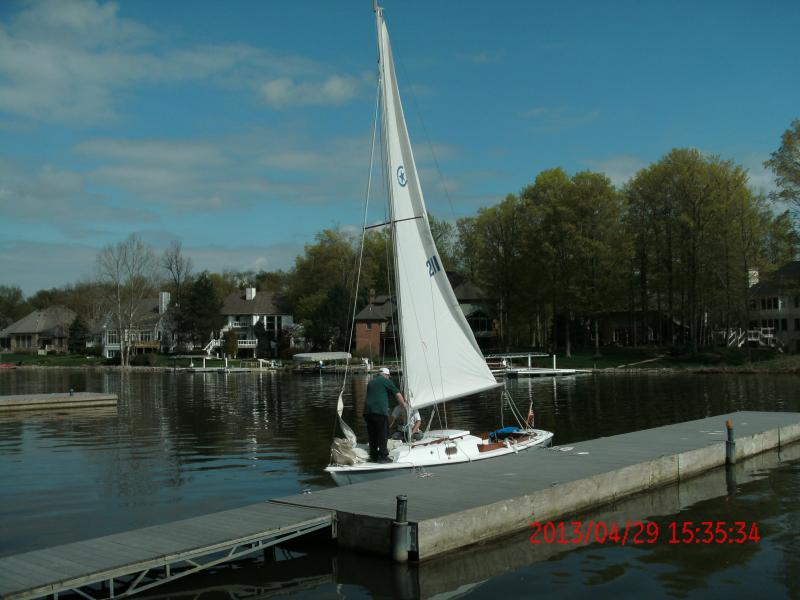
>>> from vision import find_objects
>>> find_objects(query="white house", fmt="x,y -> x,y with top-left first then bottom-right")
206,287 -> 293,357
98,292 -> 172,359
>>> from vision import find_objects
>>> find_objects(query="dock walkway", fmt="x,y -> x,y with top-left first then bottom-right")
0,392 -> 117,412
0,503 -> 331,600
277,410 -> 800,559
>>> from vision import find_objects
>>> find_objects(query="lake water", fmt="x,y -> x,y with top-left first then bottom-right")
1,369 -> 799,598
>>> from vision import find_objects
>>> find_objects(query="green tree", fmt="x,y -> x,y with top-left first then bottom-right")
175,272 -> 225,348
522,168 -> 580,355
428,213 -> 458,271
568,171 -> 626,355
253,320 -> 271,359
286,229 -> 358,350
68,316 -> 90,354
223,329 -> 239,358
764,119 -> 800,215
0,285 -> 29,329
626,149 -> 772,350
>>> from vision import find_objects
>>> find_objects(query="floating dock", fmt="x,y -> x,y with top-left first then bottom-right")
2,410 -> 798,599
0,392 -> 117,412
278,411 -> 800,560
505,367 -> 582,377
0,504 -> 332,600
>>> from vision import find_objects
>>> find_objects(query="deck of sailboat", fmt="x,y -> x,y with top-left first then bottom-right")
277,410 -> 800,560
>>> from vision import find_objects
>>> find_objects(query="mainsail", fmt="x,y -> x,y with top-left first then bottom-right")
376,8 -> 499,411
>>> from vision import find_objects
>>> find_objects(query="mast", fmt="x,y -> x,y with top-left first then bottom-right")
375,4 -> 409,398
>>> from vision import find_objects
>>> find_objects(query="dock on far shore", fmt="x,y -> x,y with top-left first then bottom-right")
0,392 -> 118,412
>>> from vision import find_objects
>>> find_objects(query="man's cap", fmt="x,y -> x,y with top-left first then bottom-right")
379,367 -> 390,375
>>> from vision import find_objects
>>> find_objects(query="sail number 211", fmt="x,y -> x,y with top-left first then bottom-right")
426,255 -> 442,277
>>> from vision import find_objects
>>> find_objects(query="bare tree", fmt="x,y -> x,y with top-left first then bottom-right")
162,241 -> 193,300
97,235 -> 158,367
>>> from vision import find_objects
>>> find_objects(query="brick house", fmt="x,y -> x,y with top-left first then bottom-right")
353,275 -> 498,359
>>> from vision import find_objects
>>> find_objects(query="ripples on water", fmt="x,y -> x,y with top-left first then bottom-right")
0,369 -> 798,597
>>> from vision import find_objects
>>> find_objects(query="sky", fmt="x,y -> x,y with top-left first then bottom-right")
1,0 -> 798,295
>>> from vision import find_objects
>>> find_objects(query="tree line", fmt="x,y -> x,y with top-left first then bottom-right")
2,124 -> 799,358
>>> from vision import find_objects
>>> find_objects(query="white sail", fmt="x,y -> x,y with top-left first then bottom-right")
376,10 -> 499,411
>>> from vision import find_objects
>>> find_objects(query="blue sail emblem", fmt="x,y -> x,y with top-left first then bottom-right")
396,165 -> 407,187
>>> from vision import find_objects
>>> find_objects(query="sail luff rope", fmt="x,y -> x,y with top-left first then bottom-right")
380,11 -> 410,399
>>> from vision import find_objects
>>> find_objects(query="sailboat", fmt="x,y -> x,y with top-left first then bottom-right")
325,3 -> 553,486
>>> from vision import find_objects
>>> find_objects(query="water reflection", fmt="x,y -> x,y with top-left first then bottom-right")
1,370 -> 799,596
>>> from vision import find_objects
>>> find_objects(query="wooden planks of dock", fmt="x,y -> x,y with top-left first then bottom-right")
0,503 -> 332,600
0,392 -> 118,412
277,410 -> 800,560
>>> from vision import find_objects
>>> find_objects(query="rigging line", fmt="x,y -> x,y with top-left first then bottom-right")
331,64 -> 381,447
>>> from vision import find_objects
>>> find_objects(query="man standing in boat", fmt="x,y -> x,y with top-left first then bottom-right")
364,367 -> 406,463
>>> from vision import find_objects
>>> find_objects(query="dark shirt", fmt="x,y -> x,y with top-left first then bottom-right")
364,376 -> 400,416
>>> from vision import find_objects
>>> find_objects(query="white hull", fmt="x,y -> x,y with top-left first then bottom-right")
325,428 -> 553,486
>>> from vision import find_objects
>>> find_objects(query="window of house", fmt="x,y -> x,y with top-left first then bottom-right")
141,331 -> 153,341
760,299 -> 766,310
795,295 -> 800,308
366,322 -> 372,330
795,318 -> 800,331
107,330 -> 119,344
781,319 -> 787,331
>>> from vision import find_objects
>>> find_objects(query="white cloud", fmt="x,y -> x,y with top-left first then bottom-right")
583,155 -> 647,187
0,158 -> 158,235
259,75 -> 361,108
0,0 -> 361,123
740,153 -> 777,196
0,240 -> 101,295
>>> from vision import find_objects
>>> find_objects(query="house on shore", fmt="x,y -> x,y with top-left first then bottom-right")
354,275 -> 498,359
0,306 -> 76,354
747,261 -> 800,352
206,287 -> 294,358
97,292 -> 172,359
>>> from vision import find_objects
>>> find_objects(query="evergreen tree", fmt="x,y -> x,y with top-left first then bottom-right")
68,316 -> 89,355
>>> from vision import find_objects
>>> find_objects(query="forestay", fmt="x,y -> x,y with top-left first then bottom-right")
377,10 -> 499,411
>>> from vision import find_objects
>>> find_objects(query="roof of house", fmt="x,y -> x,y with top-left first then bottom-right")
0,306 -> 76,338
452,280 -> 486,303
354,295 -> 396,321
353,278 -> 488,322
220,290 -> 280,316
93,298 -> 167,333
751,261 -> 800,296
